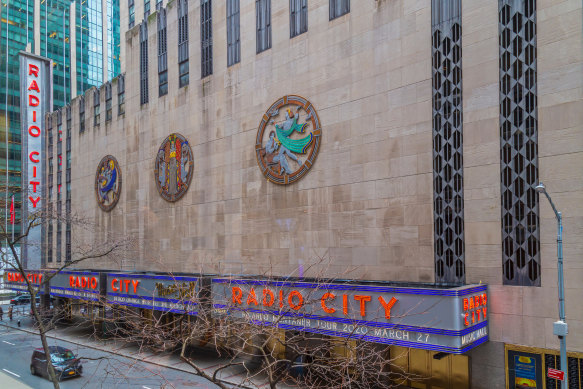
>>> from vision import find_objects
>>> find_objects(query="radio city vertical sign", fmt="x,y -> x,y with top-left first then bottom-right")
19,52 -> 52,269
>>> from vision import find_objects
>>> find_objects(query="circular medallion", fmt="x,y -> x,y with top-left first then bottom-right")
256,95 -> 322,185
154,133 -> 194,202
95,155 -> 122,212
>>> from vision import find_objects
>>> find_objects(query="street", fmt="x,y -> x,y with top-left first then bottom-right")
0,304 -> 218,388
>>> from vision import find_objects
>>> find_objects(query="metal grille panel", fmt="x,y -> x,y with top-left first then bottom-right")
432,0 -> 464,284
499,0 -> 540,286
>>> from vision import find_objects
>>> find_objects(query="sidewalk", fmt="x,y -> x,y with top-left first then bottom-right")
0,312 -> 289,388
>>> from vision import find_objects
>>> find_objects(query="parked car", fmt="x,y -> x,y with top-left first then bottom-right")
10,294 -> 39,306
30,346 -> 83,380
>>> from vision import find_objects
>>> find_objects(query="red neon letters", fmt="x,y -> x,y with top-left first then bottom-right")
27,62 -> 42,209
463,293 -> 488,326
231,287 -> 398,320
69,276 -> 98,290
110,278 -> 140,294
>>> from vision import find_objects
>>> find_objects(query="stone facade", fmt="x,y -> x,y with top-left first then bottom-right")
45,1 -> 583,388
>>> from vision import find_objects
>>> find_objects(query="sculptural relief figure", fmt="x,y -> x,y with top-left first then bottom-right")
256,95 -> 322,185
95,156 -> 122,211
155,133 -> 193,202
157,149 -> 166,189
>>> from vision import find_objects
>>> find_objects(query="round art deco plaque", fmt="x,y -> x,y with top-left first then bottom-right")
95,155 -> 122,211
256,95 -> 322,185
154,133 -> 194,202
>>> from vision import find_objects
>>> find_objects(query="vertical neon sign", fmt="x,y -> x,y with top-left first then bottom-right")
20,52 -> 52,269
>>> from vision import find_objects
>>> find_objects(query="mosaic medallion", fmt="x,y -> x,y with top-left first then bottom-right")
256,95 -> 322,185
95,155 -> 122,212
154,133 -> 194,202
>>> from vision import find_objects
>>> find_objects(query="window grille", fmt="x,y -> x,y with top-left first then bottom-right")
47,224 -> 53,263
499,0 -> 540,286
140,23 -> 149,105
227,0 -> 240,66
329,0 -> 349,20
118,75 -> 125,115
105,82 -> 112,121
56,224 -> 62,263
79,96 -> 85,133
129,0 -> 135,28
158,8 -> 168,96
178,0 -> 189,87
432,0 -> 464,284
290,0 -> 307,38
201,0 -> 213,78
93,89 -> 100,126
256,0 -> 271,53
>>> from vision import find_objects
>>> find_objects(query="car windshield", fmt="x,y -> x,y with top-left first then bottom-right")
50,351 -> 75,363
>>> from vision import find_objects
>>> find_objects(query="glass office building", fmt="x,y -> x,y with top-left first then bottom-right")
0,0 -> 120,239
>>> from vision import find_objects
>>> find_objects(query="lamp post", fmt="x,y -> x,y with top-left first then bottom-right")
535,182 -> 568,389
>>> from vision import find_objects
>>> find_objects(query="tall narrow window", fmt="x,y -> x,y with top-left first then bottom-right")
201,0 -> 213,77
144,0 -> 151,17
256,0 -> 271,53
227,0 -> 240,66
156,0 -> 162,10
178,0 -> 189,87
94,89 -> 100,126
290,0 -> 307,37
432,0 -> 464,285
118,75 -> 125,115
129,0 -> 135,28
79,96 -> 85,133
499,0 -> 539,286
140,22 -> 149,105
158,8 -> 168,96
65,105 -> 71,264
329,0 -> 349,20
56,224 -> 62,263
105,82 -> 112,121
47,223 -> 53,263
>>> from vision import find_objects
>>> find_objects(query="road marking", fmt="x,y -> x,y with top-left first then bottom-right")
2,368 -> 20,378
142,386 -> 152,389
2,340 -> 15,345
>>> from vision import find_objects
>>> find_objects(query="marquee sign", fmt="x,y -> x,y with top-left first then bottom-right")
49,271 -> 101,301
211,278 -> 488,354
19,52 -> 52,269
106,273 -> 199,315
3,270 -> 46,294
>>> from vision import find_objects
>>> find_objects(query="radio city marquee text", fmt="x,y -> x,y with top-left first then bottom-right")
5,271 -> 43,285
463,293 -> 487,326
26,63 -> 43,210
212,286 -> 429,344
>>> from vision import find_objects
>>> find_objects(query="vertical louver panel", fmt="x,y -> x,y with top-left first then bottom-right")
432,0 -> 464,285
499,0 -> 540,286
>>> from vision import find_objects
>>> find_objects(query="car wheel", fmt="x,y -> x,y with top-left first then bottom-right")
30,365 -> 36,376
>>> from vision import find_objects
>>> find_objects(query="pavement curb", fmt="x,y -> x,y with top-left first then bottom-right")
0,321 -> 254,389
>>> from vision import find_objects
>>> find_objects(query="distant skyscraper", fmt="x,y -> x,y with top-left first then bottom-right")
0,0 -> 120,240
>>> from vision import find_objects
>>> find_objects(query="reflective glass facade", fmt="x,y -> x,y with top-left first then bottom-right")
0,0 -> 35,238
0,0 -> 121,240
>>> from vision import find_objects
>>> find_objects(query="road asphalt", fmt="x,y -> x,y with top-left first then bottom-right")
0,301 -> 263,388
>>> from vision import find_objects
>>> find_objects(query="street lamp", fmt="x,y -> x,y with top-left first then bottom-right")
535,182 -> 568,389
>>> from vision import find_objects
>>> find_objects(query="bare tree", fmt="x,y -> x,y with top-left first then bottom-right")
94,258 -> 421,389
0,206 -> 132,389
